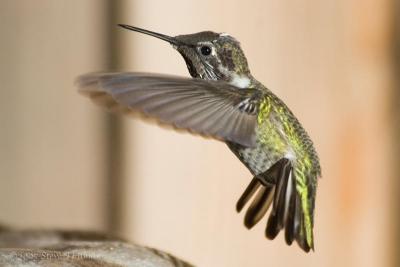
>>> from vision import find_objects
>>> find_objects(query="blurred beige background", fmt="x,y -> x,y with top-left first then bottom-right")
0,0 -> 399,267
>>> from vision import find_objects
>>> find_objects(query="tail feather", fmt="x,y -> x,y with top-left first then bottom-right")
296,215 -> 312,252
236,157 -> 314,253
244,185 -> 274,229
236,178 -> 261,213
284,186 -> 299,245
273,162 -> 292,229
265,212 -> 280,239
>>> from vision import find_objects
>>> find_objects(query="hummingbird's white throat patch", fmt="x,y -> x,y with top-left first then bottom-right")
230,74 -> 251,88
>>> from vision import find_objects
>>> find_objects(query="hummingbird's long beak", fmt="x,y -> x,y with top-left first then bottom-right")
118,24 -> 181,46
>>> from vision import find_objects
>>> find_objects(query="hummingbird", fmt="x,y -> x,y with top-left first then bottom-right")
77,24 -> 321,252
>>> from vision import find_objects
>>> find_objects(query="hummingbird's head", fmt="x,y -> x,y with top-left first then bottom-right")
119,25 -> 252,87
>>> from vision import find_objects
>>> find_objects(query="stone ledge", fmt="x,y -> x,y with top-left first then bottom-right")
0,228 -> 193,267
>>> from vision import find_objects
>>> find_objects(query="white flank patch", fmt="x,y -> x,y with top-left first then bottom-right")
230,75 -> 251,88
220,32 -> 231,37
285,150 -> 297,161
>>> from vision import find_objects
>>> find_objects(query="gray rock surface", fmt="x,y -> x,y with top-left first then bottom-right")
0,227 -> 193,267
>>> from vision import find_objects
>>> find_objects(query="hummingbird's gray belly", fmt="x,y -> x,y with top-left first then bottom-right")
226,141 -> 282,180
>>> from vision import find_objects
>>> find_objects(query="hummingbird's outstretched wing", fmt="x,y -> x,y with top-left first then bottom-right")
77,72 -> 259,147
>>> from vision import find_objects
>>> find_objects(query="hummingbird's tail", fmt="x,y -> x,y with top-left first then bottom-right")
236,158 -> 313,252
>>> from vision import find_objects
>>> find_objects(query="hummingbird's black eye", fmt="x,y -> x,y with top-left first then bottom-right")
200,45 -> 212,56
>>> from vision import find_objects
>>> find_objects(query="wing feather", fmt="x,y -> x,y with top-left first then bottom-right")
77,72 -> 259,147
